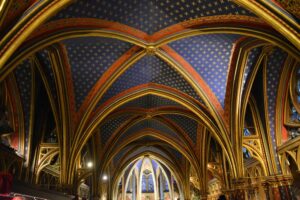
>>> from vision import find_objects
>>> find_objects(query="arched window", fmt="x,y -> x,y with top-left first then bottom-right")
243,128 -> 251,136
285,65 -> 300,141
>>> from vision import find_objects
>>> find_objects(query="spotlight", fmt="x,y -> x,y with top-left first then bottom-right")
102,174 -> 108,181
87,161 -> 93,168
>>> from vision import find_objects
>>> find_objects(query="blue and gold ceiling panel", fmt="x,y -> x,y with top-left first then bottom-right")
52,0 -> 255,34
265,47 -> 287,171
36,50 -> 58,104
117,119 -> 180,145
63,37 -> 132,110
114,147 -> 136,167
139,136 -> 161,143
163,114 -> 198,144
14,59 -> 33,156
266,47 -> 287,168
166,146 -> 182,163
242,47 -> 263,92
100,114 -> 132,146
120,94 -> 182,109
113,145 -> 130,166
169,34 -> 241,107
146,146 -> 171,161
99,55 -> 203,105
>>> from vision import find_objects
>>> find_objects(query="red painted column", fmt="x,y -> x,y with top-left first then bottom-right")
271,186 -> 282,200
262,175 -> 293,200
278,184 -> 293,200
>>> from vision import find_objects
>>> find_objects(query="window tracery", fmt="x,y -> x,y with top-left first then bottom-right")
285,64 -> 300,141
117,157 -> 177,200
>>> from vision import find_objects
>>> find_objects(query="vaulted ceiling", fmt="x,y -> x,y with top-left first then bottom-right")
1,0 -> 299,196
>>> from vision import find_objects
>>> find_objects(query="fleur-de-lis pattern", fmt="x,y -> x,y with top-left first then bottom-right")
266,47 -> 287,171
63,37 -> 132,109
99,55 -> 203,106
52,0 -> 255,34
14,59 -> 32,157
169,34 -> 241,107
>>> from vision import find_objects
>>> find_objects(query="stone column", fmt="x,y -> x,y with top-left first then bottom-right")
159,174 -> 164,200
270,185 -> 281,200
170,176 -> 174,200
122,176 -> 126,200
132,174 -> 136,200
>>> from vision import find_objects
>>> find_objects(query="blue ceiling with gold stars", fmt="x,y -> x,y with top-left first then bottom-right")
163,114 -> 198,144
169,34 -> 241,107
100,114 -> 132,146
266,47 -> 287,170
63,37 -> 132,110
51,0 -> 255,34
166,145 -> 182,163
7,0 -> 298,185
113,146 -> 130,165
99,55 -> 204,105
117,118 -> 181,144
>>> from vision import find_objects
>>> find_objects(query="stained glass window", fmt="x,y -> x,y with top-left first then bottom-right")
242,147 -> 251,159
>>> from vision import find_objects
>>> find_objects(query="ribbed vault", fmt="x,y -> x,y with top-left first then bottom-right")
0,0 -> 299,199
